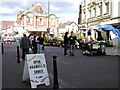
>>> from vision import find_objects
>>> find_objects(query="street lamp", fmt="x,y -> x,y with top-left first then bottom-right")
6,25 -> 7,34
47,0 -> 50,34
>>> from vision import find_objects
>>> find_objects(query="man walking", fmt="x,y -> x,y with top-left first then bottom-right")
32,35 -> 37,54
69,31 -> 77,56
37,34 -> 44,53
20,34 -> 31,61
64,32 -> 69,56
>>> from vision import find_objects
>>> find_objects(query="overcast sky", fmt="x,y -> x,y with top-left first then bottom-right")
0,0 -> 81,24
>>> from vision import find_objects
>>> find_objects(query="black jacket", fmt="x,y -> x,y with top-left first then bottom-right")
37,37 -> 44,45
69,35 -> 76,45
64,35 -> 69,44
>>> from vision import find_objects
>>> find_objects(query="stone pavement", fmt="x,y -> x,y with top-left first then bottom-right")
2,44 -> 74,89
0,42 -> 1,54
2,44 -> 119,89
0,42 -> 2,90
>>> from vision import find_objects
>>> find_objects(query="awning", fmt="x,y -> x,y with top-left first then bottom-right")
26,29 -> 47,32
117,25 -> 120,29
25,26 -> 47,32
97,25 -> 120,38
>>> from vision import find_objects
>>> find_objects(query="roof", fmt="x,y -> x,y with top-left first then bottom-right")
17,2 -> 48,18
58,21 -> 77,29
1,21 -> 14,29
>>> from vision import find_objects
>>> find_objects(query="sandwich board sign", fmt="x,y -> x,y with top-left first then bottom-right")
22,53 -> 50,88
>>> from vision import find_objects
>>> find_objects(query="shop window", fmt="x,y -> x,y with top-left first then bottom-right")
39,18 -> 43,25
28,17 -> 32,24
106,2 -> 109,13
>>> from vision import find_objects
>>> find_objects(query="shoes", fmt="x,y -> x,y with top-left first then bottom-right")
64,54 -> 68,56
72,54 -> 74,56
20,58 -> 25,62
70,54 -> 74,56
20,58 -> 23,61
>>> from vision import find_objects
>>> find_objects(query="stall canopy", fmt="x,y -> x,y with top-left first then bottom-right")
97,25 -> 120,38
117,25 -> 120,29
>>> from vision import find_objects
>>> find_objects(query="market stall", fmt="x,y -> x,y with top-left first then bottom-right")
97,25 -> 120,56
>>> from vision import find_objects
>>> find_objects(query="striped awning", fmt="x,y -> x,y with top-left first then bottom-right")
25,26 -> 47,32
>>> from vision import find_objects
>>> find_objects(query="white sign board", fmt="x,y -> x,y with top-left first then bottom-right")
23,53 -> 50,88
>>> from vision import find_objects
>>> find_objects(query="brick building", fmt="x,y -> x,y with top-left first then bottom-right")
1,21 -> 14,35
16,2 -> 59,37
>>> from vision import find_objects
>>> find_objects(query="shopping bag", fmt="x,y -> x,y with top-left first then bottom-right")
29,48 -> 33,54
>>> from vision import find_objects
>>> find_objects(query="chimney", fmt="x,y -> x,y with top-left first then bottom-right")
78,4 -> 82,25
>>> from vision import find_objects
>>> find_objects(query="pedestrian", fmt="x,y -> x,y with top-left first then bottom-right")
20,34 -> 31,61
64,32 -> 69,56
32,35 -> 37,54
88,38 -> 94,51
37,34 -> 44,53
69,31 -> 77,56
42,33 -> 45,51
28,33 -> 34,45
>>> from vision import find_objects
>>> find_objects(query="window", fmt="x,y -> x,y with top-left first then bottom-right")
50,19 -> 54,26
68,28 -> 69,32
72,28 -> 74,31
100,5 -> 102,15
88,10 -> 90,18
82,12 -> 85,20
28,17 -> 32,24
96,6 -> 100,16
83,0 -> 86,6
84,12 -> 86,19
90,10 -> 92,18
39,18 -> 43,25
106,2 -> 109,13
93,8 -> 96,17
88,10 -> 91,18
73,25 -> 74,28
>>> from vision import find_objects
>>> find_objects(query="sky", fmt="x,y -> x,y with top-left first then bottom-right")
0,0 -> 81,24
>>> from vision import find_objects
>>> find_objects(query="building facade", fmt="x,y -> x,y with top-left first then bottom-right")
16,2 -> 59,37
58,21 -> 78,38
1,21 -> 14,35
79,0 -> 120,40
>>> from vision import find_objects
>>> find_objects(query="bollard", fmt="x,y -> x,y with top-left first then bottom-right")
17,46 -> 20,63
1,42 -> 4,54
53,55 -> 59,89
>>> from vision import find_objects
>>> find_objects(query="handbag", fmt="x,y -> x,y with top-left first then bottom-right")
29,48 -> 33,54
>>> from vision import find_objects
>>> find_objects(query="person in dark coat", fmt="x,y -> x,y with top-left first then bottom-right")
37,34 -> 44,53
69,31 -> 77,56
64,32 -> 69,56
42,33 -> 45,51
32,35 -> 37,54
20,34 -> 31,60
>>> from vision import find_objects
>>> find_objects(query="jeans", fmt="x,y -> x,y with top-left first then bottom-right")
38,45 -> 43,53
70,45 -> 75,55
64,44 -> 68,55
22,48 -> 29,60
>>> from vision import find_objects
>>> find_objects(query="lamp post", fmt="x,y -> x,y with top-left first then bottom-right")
47,0 -> 50,35
78,25 -> 81,38
6,25 -> 7,34
36,16 -> 38,31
